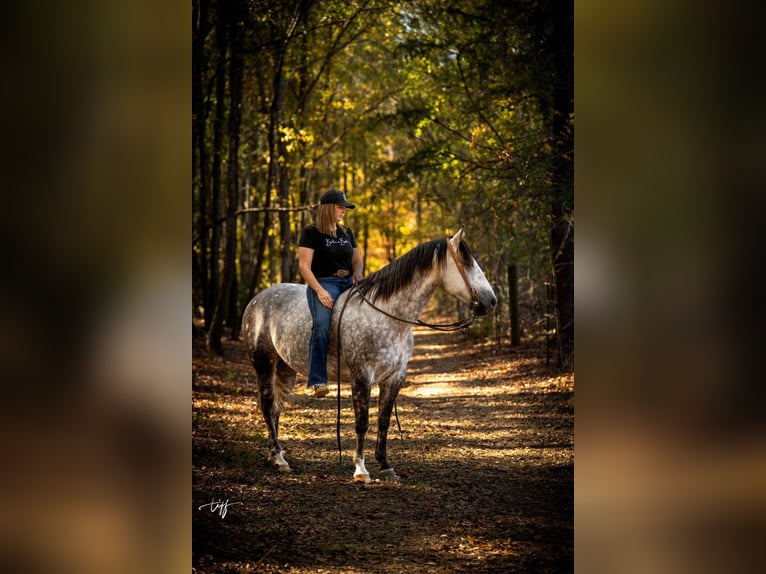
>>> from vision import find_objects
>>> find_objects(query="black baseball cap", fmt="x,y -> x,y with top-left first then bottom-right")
320,189 -> 355,209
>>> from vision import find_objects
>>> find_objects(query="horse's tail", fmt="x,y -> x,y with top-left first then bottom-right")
249,349 -> 295,415
274,358 -> 296,412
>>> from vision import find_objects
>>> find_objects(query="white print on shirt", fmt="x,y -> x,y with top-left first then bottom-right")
325,237 -> 350,248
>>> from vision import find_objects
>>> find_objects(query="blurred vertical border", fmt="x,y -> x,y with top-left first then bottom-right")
2,0 -> 765,571
0,1 -> 188,573
578,0 -> 766,572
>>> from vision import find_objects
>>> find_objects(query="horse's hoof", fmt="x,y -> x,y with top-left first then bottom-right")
353,472 -> 372,484
379,468 -> 399,481
272,452 -> 291,472
276,464 -> 291,473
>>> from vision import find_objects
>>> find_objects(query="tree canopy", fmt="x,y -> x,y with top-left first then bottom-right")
193,0 -> 573,365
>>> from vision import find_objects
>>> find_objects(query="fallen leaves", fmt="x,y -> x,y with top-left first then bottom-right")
193,328 -> 573,572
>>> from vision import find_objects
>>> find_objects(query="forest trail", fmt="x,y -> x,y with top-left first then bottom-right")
193,325 -> 573,573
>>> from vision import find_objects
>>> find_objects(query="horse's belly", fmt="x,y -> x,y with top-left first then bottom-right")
347,345 -> 410,384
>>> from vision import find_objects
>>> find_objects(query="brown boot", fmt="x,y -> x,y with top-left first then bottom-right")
312,384 -> 329,397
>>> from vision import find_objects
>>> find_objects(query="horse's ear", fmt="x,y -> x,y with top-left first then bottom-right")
450,227 -> 464,248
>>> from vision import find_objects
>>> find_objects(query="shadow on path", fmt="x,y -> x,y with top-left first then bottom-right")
193,327 -> 573,573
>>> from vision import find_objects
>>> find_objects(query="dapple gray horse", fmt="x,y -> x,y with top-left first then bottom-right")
241,229 -> 497,482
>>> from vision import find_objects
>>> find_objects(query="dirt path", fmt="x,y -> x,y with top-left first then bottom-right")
193,327 -> 573,573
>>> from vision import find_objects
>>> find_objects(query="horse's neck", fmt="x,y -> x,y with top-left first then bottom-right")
383,273 -> 439,323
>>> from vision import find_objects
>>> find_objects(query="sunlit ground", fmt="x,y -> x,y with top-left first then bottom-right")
193,325 -> 573,572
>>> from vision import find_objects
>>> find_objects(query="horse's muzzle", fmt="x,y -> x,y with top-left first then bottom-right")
474,296 -> 497,317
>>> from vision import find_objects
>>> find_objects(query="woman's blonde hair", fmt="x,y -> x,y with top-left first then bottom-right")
315,204 -> 346,237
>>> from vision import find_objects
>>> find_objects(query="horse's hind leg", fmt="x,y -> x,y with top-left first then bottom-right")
250,349 -> 290,472
375,375 -> 404,480
275,358 -> 297,393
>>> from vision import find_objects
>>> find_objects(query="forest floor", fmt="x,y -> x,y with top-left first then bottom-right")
193,323 -> 573,573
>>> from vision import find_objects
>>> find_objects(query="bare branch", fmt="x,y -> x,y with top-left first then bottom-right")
236,203 -> 318,215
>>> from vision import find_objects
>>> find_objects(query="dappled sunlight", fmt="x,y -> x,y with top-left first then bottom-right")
193,327 -> 573,573
404,380 -> 469,396
412,341 -> 450,352
407,345 -> 466,360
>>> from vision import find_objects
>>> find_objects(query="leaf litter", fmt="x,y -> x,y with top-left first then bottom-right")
193,326 -> 573,573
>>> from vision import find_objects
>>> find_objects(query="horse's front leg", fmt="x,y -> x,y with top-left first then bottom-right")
375,375 -> 404,480
351,374 -> 372,483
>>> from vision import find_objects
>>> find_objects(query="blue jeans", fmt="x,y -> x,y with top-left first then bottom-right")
306,276 -> 353,388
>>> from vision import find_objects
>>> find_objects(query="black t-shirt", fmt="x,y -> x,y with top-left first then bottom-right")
298,225 -> 357,278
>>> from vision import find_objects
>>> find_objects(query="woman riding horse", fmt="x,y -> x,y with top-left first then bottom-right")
297,190 -> 364,398
242,228 -> 497,482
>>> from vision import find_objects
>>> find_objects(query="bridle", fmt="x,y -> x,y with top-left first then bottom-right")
351,236 -> 481,332
446,236 -> 480,310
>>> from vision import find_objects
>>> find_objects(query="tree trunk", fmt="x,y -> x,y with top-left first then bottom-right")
208,2 -> 244,355
250,39 -> 285,298
509,263 -> 521,346
249,211 -> 271,296
277,75 -> 292,282
193,0 -> 211,330
226,269 -> 240,338
225,11 -> 244,339
207,12 -> 227,330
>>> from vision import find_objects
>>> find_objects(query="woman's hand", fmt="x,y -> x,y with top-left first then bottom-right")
317,287 -> 334,309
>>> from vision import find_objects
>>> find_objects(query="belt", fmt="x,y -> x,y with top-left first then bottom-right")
332,269 -> 351,278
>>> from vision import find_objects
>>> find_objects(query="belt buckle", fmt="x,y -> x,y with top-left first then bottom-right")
335,269 -> 350,278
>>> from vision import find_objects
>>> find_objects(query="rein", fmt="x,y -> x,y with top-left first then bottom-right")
352,286 -> 477,331
335,290 -> 352,471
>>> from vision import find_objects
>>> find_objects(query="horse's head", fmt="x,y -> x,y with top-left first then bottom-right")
444,228 -> 497,316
